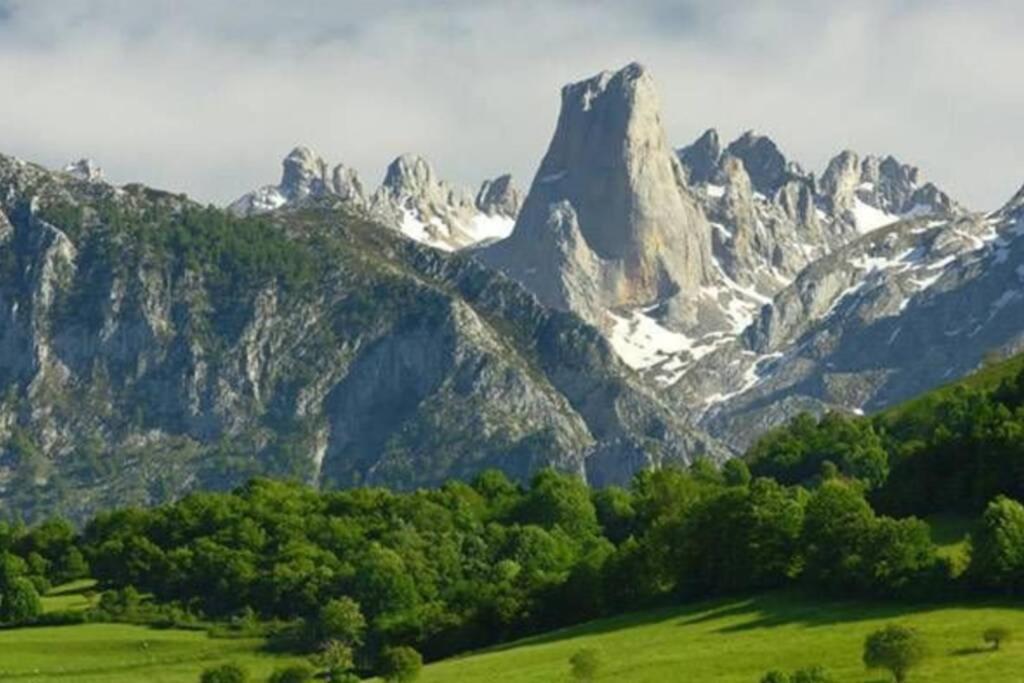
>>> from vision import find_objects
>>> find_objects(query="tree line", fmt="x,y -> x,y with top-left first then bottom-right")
1,366 -> 1023,680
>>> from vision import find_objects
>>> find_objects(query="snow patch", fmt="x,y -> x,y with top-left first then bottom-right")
851,198 -> 899,233
468,213 -> 515,243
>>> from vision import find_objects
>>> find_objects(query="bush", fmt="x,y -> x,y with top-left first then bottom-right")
760,665 -> 834,683
569,648 -> 602,681
983,625 -> 1012,650
267,664 -> 314,683
969,496 -> 1024,589
199,663 -> 248,683
0,577 -> 42,623
863,625 -> 927,682
378,645 -> 422,682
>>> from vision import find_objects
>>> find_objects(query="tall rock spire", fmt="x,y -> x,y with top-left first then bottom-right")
480,63 -> 715,325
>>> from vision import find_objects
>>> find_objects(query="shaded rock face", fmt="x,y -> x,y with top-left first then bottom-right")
677,129 -> 721,186
476,174 -> 522,217
724,132 -> 803,197
480,63 -> 715,325
0,152 -> 723,522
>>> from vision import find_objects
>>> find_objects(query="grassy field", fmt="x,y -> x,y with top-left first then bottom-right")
0,581 -> 306,682
0,622 -> 306,682
416,593 -> 1024,682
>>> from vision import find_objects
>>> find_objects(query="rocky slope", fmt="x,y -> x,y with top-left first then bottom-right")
231,147 -> 521,251
0,153 -> 721,522
677,184 -> 1024,449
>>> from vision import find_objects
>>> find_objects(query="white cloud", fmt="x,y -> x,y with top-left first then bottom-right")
0,0 -> 1019,209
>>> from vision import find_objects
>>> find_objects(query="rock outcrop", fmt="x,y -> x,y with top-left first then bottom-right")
229,146 -> 367,216
480,63 -> 719,330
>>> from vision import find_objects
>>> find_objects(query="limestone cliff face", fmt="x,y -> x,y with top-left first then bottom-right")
480,63 -> 715,325
0,153 -> 723,522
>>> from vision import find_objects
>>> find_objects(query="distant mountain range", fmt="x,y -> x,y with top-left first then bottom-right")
1,62 -> 1020,520
234,62 -> 1021,450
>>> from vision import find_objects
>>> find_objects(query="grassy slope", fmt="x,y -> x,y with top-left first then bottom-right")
0,582 -> 305,682
416,593 -> 1024,682
877,352 -> 1024,426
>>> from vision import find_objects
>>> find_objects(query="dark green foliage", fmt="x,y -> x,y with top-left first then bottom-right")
267,664 -> 314,683
316,597 -> 366,646
874,367 -> 1024,516
801,482 -> 938,597
968,496 -> 1024,590
747,412 -> 888,489
517,469 -> 599,537
863,625 -> 927,682
983,625 -> 1012,650
199,662 -> 248,683
760,666 -> 834,683
0,576 -> 42,623
378,645 -> 422,682
569,647 -> 602,681
722,458 -> 752,487
676,479 -> 804,594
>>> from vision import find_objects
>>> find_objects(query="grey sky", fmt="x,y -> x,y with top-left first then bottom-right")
0,0 -> 1020,209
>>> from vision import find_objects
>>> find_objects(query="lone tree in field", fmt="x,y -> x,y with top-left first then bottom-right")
863,625 -> 927,682
199,663 -> 248,683
378,645 -> 422,683
983,626 -> 1012,650
569,648 -> 603,681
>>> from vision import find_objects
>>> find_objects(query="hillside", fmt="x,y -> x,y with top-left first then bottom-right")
411,592 -> 1024,682
0,154 -> 721,523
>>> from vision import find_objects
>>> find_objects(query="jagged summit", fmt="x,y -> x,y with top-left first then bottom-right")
724,131 -> 804,196
480,62 -> 717,326
63,159 -> 103,182
677,129 -> 722,186
228,145 -> 366,216
476,174 -> 522,217
230,149 -> 519,250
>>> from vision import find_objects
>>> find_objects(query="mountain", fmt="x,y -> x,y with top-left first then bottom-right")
466,62 -> 1021,450
689,183 -> 1024,448
0,152 -> 723,521
231,147 -> 521,251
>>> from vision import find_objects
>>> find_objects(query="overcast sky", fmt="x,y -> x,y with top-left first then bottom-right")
0,0 -> 1020,209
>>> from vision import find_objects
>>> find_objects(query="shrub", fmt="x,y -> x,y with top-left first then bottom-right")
378,645 -> 422,683
0,577 -> 42,623
199,662 -> 248,683
569,648 -> 602,681
760,665 -> 834,683
863,625 -> 927,682
267,663 -> 314,683
983,625 -> 1012,650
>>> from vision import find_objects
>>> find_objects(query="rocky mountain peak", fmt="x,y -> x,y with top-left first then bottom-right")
229,146 -> 366,216
280,146 -> 329,200
381,154 -> 439,199
820,150 -> 861,211
480,62 -> 716,322
724,131 -> 802,197
475,174 -> 522,218
677,128 -> 722,185
63,159 -> 103,182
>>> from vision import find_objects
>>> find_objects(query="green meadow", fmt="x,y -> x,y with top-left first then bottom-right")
416,593 -> 1024,683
